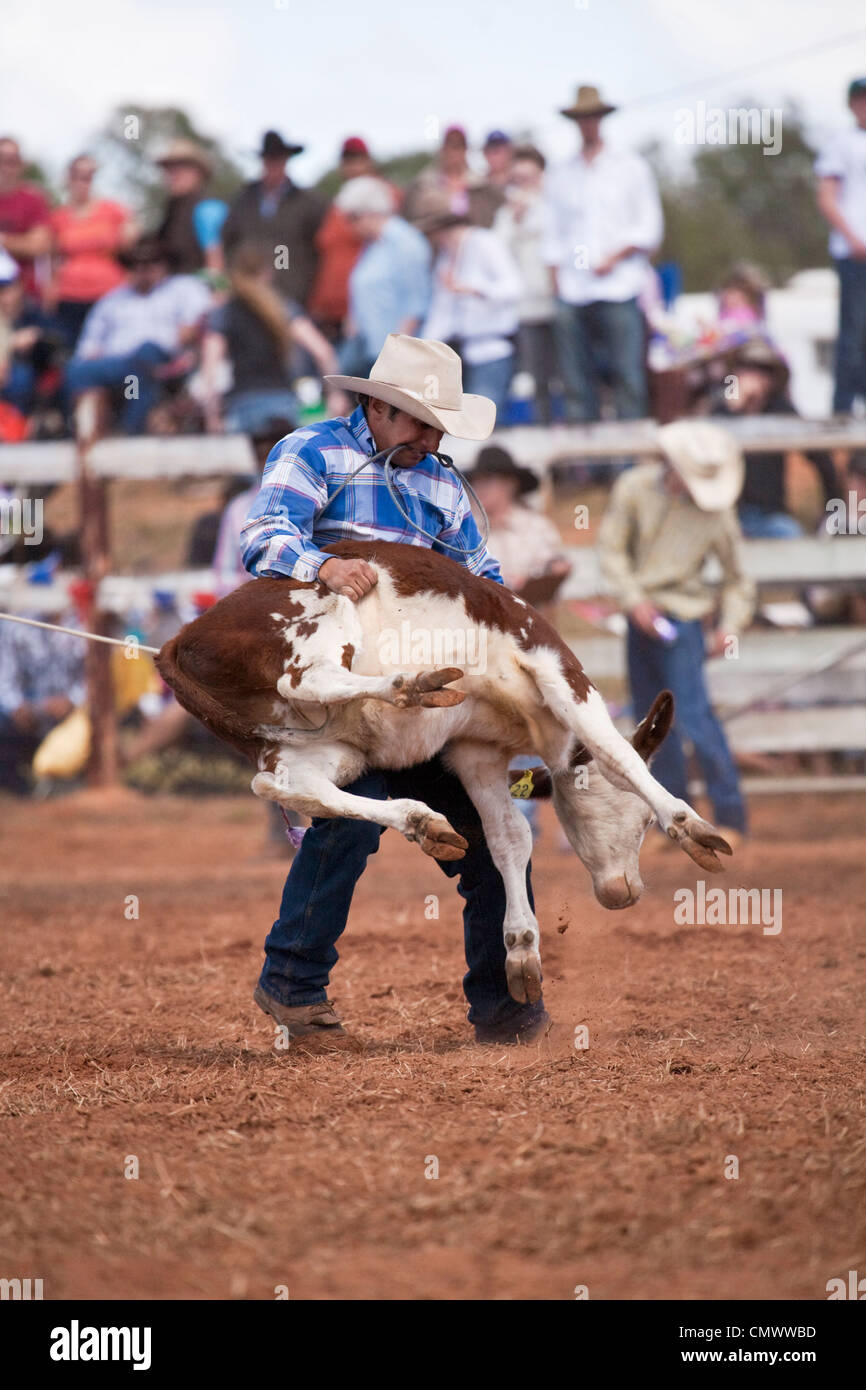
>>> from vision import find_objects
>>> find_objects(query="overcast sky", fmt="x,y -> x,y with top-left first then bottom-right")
3,0 -> 866,189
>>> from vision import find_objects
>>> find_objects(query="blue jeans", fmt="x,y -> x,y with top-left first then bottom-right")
223,388 -> 299,434
626,618 -> 747,832
259,756 -> 543,1030
738,503 -> 803,539
0,358 -> 37,415
463,352 -> 515,419
553,296 -> 647,421
65,341 -> 171,434
834,257 -> 866,413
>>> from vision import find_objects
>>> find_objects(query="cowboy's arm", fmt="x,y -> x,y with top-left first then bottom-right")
241,444 -> 335,582
713,512 -> 756,636
597,471 -> 647,611
435,490 -> 504,584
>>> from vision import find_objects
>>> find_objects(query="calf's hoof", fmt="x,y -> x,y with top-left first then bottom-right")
505,933 -> 543,1004
409,811 -> 468,861
667,809 -> 733,872
392,667 -> 466,708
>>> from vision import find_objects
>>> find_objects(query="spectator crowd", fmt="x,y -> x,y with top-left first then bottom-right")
1,75 -> 862,447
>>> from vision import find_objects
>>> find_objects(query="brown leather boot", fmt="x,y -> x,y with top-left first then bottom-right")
253,985 -> 347,1038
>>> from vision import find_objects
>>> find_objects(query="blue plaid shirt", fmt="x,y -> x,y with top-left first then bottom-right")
241,405 -> 503,584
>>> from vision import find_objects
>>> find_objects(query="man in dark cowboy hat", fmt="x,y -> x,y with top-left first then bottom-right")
464,445 -> 570,601
542,84 -> 663,424
221,130 -> 326,306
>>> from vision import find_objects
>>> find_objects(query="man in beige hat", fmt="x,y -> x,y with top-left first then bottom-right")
154,139 -> 227,275
597,421 -> 754,843
241,335 -> 550,1046
543,83 -> 663,422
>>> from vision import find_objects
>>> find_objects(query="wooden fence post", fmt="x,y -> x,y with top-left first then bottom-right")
75,390 -> 118,788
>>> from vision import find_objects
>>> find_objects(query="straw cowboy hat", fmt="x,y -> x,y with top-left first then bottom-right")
155,139 -> 213,175
656,420 -> 745,512
560,84 -> 617,120
325,334 -> 496,441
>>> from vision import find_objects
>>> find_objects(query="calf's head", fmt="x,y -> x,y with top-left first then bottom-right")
552,691 -> 675,909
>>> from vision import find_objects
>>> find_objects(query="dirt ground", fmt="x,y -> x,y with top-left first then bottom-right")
0,788 -> 863,1301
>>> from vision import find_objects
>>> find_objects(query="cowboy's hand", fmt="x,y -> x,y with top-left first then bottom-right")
629,600 -> 664,638
707,628 -> 730,658
319,557 -> 378,602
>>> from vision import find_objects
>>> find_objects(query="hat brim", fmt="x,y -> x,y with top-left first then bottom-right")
324,376 -> 496,442
464,465 -> 538,495
560,104 -> 617,119
157,156 -> 212,174
661,453 -> 744,512
258,144 -> 304,158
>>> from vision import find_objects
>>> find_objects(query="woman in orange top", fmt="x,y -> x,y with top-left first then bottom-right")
47,154 -> 137,347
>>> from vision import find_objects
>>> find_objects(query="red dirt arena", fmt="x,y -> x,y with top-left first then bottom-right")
0,786 -> 863,1301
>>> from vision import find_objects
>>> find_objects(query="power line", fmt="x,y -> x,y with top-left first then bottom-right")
623,26 -> 866,111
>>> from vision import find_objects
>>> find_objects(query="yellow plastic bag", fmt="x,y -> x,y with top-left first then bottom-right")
33,707 -> 92,779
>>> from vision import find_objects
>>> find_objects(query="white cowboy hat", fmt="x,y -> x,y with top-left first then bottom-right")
656,420 -> 745,512
325,334 -> 497,441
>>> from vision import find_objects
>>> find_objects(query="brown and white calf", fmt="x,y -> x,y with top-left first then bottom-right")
156,541 -> 730,1004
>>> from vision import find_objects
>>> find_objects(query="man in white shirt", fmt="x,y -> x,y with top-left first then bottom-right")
543,84 -> 663,422
66,236 -> 212,433
816,76 -> 866,414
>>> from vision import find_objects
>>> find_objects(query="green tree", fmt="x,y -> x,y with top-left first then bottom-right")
645,100 -> 828,290
314,150 -> 430,200
90,104 -> 244,224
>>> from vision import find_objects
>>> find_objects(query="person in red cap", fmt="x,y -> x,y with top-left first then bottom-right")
307,137 -> 399,346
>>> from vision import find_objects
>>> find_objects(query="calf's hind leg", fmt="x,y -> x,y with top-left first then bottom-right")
251,745 -> 468,861
444,740 -> 542,1004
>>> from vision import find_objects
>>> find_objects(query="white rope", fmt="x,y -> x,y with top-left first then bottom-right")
0,610 -> 160,655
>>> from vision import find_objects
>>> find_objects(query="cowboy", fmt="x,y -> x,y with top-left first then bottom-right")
542,84 -> 663,422
240,333 -> 550,1045
597,421 -> 755,845
221,130 -> 326,307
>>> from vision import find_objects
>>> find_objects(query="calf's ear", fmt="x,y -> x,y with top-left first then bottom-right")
632,690 -> 675,763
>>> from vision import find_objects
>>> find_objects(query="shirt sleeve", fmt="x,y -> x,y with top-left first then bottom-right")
712,512 -> 756,634
176,275 -> 213,324
624,155 -> 664,254
476,229 -> 522,302
0,629 -> 25,714
814,134 -> 844,179
434,485 -> 504,583
192,198 -> 228,250
240,440 -> 336,582
401,225 -> 432,322
596,471 -> 647,611
73,297 -> 110,359
539,173 -> 568,269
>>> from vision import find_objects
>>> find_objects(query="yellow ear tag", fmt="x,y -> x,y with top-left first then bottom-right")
509,770 -> 534,800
